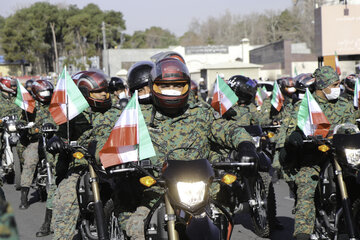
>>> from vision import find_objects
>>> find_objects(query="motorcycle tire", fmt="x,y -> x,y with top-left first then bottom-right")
12,146 -> 21,190
250,172 -> 270,238
352,198 -> 360,235
103,199 -> 126,240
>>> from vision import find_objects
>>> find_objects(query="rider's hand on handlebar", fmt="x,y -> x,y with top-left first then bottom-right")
288,131 -> 304,148
46,136 -> 65,154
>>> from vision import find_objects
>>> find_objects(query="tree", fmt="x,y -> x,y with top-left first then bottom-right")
123,27 -> 178,48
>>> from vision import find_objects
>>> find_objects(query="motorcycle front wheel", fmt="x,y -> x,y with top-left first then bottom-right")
12,146 -> 21,190
250,172 -> 270,238
104,199 -> 126,240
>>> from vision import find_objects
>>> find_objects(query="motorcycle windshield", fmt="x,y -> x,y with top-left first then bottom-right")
243,125 -> 263,137
333,133 -> 360,149
162,159 -> 214,183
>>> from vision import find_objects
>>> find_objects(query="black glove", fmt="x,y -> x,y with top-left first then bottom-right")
288,131 -> 304,148
236,141 -> 258,162
46,136 -> 65,154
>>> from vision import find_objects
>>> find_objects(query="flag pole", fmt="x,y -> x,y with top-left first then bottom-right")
306,89 -> 314,136
65,67 -> 70,144
135,90 -> 139,162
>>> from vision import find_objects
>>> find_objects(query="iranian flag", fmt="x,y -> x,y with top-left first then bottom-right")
211,75 -> 238,116
255,86 -> 268,106
335,52 -> 341,75
297,88 -> 330,138
354,77 -> 360,108
49,67 -> 89,125
14,79 -> 35,113
99,91 -> 156,168
270,81 -> 284,111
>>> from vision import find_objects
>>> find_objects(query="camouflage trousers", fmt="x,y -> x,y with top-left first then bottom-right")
20,142 -> 39,187
293,165 -> 320,236
0,196 -> 19,240
52,173 -> 80,240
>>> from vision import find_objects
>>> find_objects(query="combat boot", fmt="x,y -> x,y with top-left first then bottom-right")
36,208 -> 52,237
19,187 -> 29,209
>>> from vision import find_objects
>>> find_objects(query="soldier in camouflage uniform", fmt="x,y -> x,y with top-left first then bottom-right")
341,74 -> 360,119
279,66 -> 355,240
109,77 -> 129,110
259,77 -> 297,125
93,58 -> 254,239
0,192 -> 19,240
19,80 -> 56,210
48,71 -> 120,240
127,61 -> 154,105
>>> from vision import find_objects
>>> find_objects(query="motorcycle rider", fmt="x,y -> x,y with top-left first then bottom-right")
0,77 -> 21,118
92,57 -> 256,239
293,73 -> 316,103
49,70 -> 120,240
109,76 -> 128,109
25,79 -> 34,93
19,80 -> 56,212
260,77 -> 297,125
127,61 -> 154,104
279,66 -> 355,240
341,74 -> 360,119
226,75 -> 260,125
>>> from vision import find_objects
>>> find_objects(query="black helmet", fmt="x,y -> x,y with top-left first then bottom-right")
127,61 -> 154,103
294,73 -> 316,93
25,79 -> 34,90
344,74 -> 358,93
150,58 -> 190,115
109,77 -> 125,93
227,75 -> 257,105
151,51 -> 185,64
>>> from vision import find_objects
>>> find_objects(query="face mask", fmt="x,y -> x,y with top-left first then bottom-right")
161,89 -> 182,96
117,91 -> 127,99
323,87 -> 341,100
287,87 -> 296,93
298,93 -> 305,99
138,93 -> 150,99
39,91 -> 51,97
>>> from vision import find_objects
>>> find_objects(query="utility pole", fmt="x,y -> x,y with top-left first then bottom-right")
102,21 -> 110,75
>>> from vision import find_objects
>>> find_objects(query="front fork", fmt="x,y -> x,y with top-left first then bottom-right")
3,132 -> 13,166
334,158 -> 358,239
88,164 -> 109,240
165,193 -> 179,240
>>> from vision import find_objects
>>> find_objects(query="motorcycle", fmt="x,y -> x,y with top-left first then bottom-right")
109,148 -> 234,240
34,123 -> 57,201
0,115 -> 30,189
69,141 -> 122,240
304,123 -> 360,240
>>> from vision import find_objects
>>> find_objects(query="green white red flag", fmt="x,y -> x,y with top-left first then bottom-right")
270,81 -> 284,111
354,76 -> 360,108
211,75 -> 238,116
99,91 -> 156,168
297,88 -> 330,138
14,79 -> 35,113
49,67 -> 89,125
255,86 -> 268,106
335,51 -> 341,75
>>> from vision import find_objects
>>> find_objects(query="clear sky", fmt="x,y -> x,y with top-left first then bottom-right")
0,0 -> 293,36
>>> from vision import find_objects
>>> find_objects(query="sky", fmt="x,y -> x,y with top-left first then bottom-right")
0,0 -> 293,36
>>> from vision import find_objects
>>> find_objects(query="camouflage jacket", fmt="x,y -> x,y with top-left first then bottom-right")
26,102 -> 56,141
92,98 -> 253,167
276,94 -> 355,149
259,97 -> 294,125
341,92 -> 360,119
0,197 -> 19,240
0,93 -> 22,119
230,103 -> 260,126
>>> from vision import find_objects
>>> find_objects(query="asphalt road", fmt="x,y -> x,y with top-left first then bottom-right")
3,180 -> 295,240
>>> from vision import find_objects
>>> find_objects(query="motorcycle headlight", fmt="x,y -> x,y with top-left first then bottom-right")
252,136 -> 261,148
177,181 -> 206,207
344,148 -> 360,166
7,123 -> 17,132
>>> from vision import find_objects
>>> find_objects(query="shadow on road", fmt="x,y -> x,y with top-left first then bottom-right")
234,213 -> 295,239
